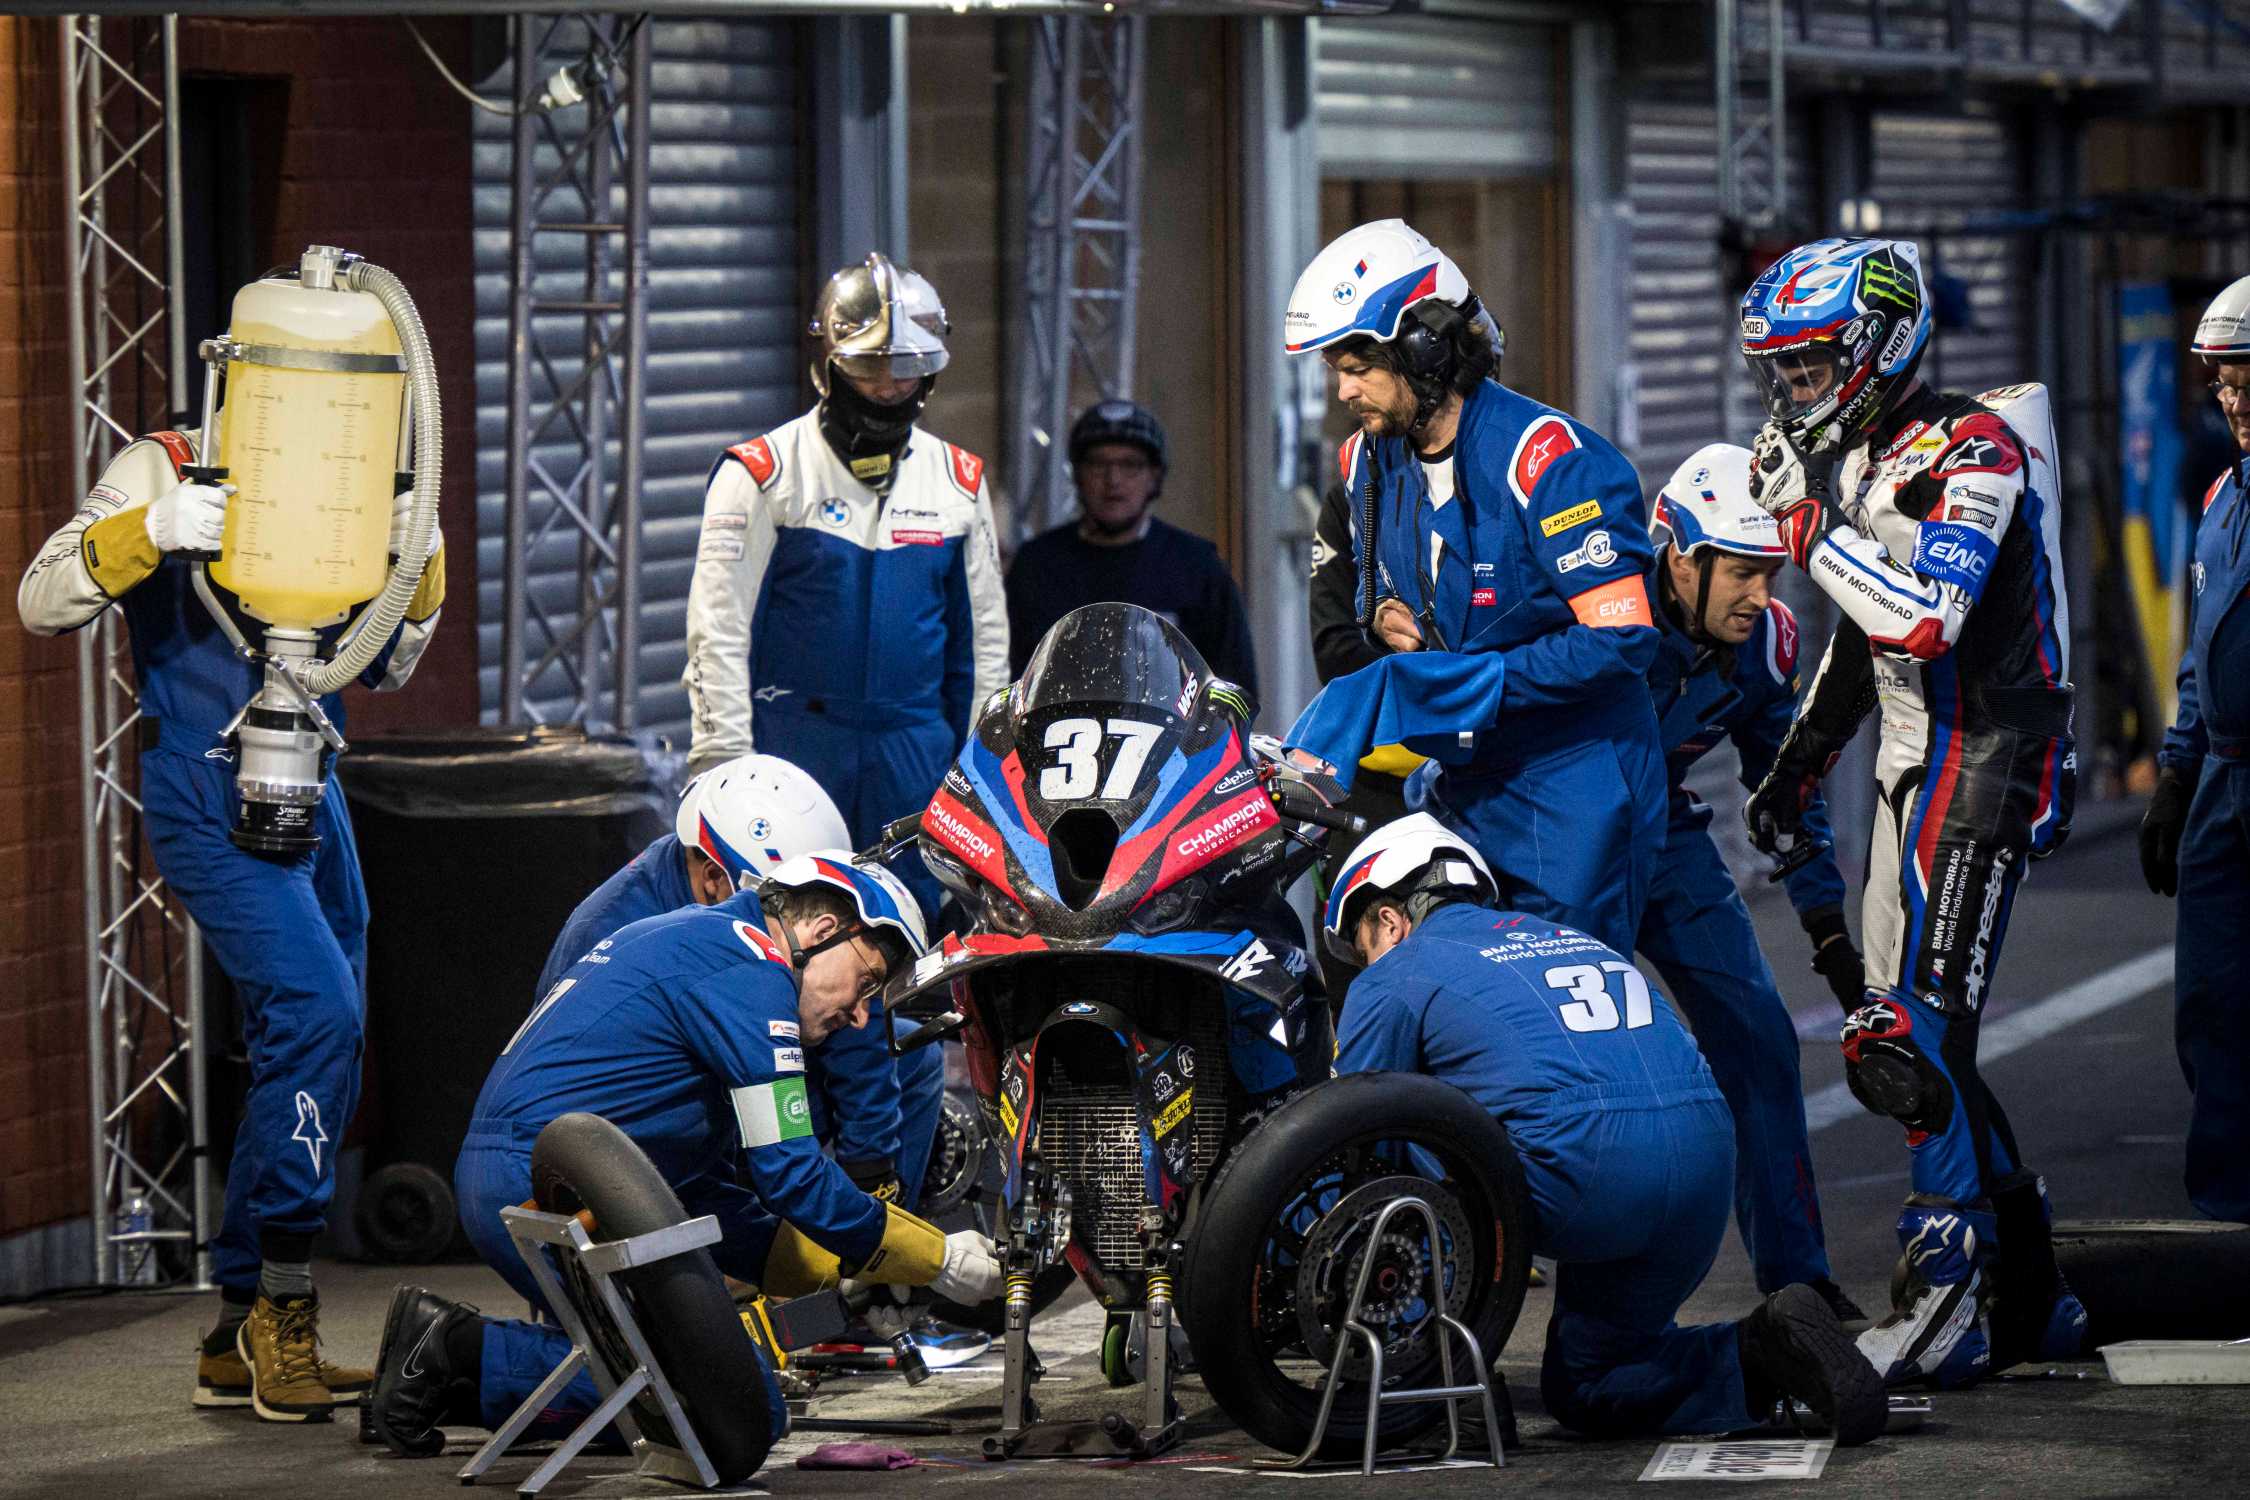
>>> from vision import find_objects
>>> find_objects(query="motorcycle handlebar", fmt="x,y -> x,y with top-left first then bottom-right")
1268,782 -> 1368,839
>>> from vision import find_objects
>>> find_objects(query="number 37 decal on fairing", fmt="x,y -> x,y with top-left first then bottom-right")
1038,716 -> 1163,802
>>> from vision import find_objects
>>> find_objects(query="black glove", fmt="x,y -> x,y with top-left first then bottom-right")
1803,905 -> 1865,1012
2139,764 -> 2196,898
1745,744 -> 1835,859
841,1158 -> 904,1203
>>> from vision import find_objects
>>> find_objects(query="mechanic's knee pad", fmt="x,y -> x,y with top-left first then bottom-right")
1841,1000 -> 1954,1135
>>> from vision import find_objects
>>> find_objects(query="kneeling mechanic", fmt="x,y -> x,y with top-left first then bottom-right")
367,855 -> 1001,1456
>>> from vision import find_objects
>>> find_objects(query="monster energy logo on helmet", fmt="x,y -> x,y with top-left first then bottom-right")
1860,253 -> 1917,311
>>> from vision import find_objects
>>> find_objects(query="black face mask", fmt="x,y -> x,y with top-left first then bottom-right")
818,370 -> 933,486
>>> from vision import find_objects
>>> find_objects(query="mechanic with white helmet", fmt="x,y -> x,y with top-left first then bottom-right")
1282,220 -> 1665,955
2141,273 -> 2250,1222
368,856 -> 1001,1458
1638,443 -> 1858,1319
682,253 -> 1008,919
1326,815 -> 1884,1445
534,755 -> 945,1213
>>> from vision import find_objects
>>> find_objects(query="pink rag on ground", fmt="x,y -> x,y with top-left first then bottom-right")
796,1442 -> 918,1470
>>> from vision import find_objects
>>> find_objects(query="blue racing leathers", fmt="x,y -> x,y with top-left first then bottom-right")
2160,454 -> 2250,1222
16,429 -> 443,1294
457,890 -> 919,1438
1643,594 -> 1843,1293
681,411 -> 1009,914
535,832 -> 943,1204
1335,903 -> 1747,1438
1287,381 -> 1665,953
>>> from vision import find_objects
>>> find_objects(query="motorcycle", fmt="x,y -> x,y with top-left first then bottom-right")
874,603 -> 1533,1460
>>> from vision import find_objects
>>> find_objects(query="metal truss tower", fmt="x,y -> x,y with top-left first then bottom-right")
1009,12 -> 1147,537
1715,0 -> 1787,234
498,14 -> 653,730
58,12 -> 209,1289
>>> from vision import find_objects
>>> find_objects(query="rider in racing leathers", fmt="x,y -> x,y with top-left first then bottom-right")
681,254 -> 1009,912
1736,237 -> 2086,1389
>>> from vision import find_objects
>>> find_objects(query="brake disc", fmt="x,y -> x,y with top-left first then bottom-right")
1294,1175 -> 1475,1377
922,1092 -> 989,1217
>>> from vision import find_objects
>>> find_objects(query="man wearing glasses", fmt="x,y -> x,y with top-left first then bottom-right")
1003,400 -> 1259,695
2140,274 -> 2250,1224
365,855 -> 1002,1458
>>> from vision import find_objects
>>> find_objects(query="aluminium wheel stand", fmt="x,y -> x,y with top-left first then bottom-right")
457,1206 -> 737,1498
1264,1195 -> 1507,1477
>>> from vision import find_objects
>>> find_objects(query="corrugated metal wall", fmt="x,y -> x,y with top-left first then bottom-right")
472,18 -> 803,736
1868,113 -> 2028,400
1315,11 -> 1558,179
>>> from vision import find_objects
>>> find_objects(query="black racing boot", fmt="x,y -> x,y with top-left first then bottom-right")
1806,1277 -> 1869,1329
1738,1284 -> 1887,1447
368,1286 -> 483,1458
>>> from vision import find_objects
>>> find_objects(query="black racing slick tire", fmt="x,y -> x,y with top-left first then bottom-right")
2052,1219 -> 2250,1345
1180,1072 -> 1534,1461
353,1161 -> 458,1264
530,1113 -> 778,1485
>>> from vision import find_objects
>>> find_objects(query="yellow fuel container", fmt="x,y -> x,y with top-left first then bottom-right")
209,273 -> 405,629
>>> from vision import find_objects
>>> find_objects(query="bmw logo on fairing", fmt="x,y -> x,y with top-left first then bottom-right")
820,499 -> 849,526
1331,281 -> 1357,305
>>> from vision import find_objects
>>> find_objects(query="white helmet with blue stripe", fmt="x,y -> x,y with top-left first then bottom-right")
1651,444 -> 1790,562
763,851 -> 931,966
2194,273 -> 2250,362
1284,218 -> 1473,355
1321,813 -> 1496,962
677,754 -> 849,894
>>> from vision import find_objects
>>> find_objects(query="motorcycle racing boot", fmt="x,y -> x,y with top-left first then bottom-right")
236,1293 -> 343,1422
197,1314 -> 373,1408
1855,1198 -> 1993,1389
1805,1278 -> 1868,1328
368,1285 -> 484,1457
1987,1172 -> 2090,1367
1737,1284 -> 1887,1446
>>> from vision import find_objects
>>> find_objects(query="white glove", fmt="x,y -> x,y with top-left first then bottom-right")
1747,423 -> 1833,517
142,480 -> 232,554
390,489 -> 442,561
930,1230 -> 1003,1305
866,1288 -> 912,1342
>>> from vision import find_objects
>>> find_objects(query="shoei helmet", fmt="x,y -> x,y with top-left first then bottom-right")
1651,444 -> 1789,562
1068,399 -> 1169,470
676,754 -> 850,894
761,852 -> 931,969
2193,274 -> 2250,362
810,252 -> 950,396
1321,812 -> 1497,962
1739,238 -> 1930,454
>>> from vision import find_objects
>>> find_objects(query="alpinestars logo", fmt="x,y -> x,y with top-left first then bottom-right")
292,1092 -> 327,1174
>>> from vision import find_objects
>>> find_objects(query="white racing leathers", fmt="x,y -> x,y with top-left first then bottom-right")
1763,382 -> 2084,1384
681,409 -> 1009,853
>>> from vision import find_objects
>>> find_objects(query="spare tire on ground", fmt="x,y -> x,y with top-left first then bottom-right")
2053,1219 -> 2250,1346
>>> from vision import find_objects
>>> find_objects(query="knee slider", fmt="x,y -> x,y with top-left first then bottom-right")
1841,1000 -> 1954,1135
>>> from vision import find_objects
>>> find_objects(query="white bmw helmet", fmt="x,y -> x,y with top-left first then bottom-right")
2194,274 -> 2250,362
1321,813 -> 1496,962
1651,444 -> 1790,562
677,754 -> 849,893
762,851 -> 931,966
1284,218 -> 1473,356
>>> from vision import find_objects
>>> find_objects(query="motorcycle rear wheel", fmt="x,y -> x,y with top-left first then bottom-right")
1180,1072 -> 1533,1461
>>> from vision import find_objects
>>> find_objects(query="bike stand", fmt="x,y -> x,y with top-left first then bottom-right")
1262,1195 -> 1507,1477
457,1206 -> 738,1499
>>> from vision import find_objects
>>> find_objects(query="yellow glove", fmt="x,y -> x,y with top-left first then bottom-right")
758,1203 -> 947,1296
1358,743 -> 1427,778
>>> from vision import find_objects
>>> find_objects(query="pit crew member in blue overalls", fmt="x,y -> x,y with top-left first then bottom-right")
366,856 -> 1002,1458
1640,442 -> 1860,1320
1281,219 -> 1665,955
2141,272 -> 2250,1223
18,425 -> 446,1422
1736,237 -> 2085,1388
536,753 -> 945,1214
1327,816 -> 1884,1444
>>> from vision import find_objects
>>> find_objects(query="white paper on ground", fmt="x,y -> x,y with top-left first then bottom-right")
1639,1438 -> 1834,1481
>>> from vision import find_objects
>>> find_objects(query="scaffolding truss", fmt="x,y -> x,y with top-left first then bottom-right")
1715,0 -> 1788,232
59,12 -> 209,1290
1008,12 -> 1146,537
497,14 -> 653,730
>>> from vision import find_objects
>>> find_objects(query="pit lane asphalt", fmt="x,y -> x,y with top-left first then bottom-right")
3,798 -> 2239,1498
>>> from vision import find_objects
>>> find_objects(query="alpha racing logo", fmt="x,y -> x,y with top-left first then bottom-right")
1213,765 -> 1260,797
1176,798 -> 1271,860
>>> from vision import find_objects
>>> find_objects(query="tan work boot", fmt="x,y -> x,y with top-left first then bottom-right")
236,1294 -> 340,1422
196,1334 -> 372,1408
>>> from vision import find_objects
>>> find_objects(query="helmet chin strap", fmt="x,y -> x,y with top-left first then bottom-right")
1691,551 -> 1719,641
786,919 -> 866,973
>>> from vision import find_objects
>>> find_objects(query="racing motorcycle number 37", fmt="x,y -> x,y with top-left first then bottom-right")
1038,716 -> 1163,801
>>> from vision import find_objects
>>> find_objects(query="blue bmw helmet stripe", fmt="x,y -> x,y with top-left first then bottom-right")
696,815 -> 757,887
1293,263 -> 1439,352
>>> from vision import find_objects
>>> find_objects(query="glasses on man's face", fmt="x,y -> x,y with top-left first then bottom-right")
1079,457 -> 1152,480
2209,380 -> 2250,410
848,935 -> 887,1007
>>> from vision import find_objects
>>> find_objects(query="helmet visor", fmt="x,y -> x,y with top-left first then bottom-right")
829,346 -> 948,385
1747,343 -> 1849,425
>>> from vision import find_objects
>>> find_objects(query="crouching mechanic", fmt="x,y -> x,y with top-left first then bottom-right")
1326,816 -> 1884,1444
1736,236 -> 2085,1387
18,426 -> 444,1421
1642,443 -> 1859,1314
367,857 -> 1002,1456
537,754 -> 945,1210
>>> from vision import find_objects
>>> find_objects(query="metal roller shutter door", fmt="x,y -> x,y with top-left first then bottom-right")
1315,8 -> 1559,179
1869,113 -> 2029,401
472,17 -> 802,736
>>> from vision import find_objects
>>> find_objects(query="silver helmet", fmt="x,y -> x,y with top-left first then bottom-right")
809,252 -> 951,397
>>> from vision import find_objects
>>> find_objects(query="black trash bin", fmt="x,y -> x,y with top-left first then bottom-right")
339,726 -> 672,1262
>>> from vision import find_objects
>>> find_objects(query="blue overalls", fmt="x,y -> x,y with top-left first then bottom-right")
2162,455 -> 2250,1222
1336,903 -> 1746,1438
1286,380 -> 1666,954
457,891 -> 885,1442
1643,596 -> 1846,1294
535,831 -> 944,1205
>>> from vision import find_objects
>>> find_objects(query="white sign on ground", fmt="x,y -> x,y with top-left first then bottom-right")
1639,1438 -> 1833,1481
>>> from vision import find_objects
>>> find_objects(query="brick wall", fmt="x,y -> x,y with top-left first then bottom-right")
0,15 -> 481,1251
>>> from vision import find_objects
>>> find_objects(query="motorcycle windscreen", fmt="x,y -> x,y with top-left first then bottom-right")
1017,601 -> 1211,723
